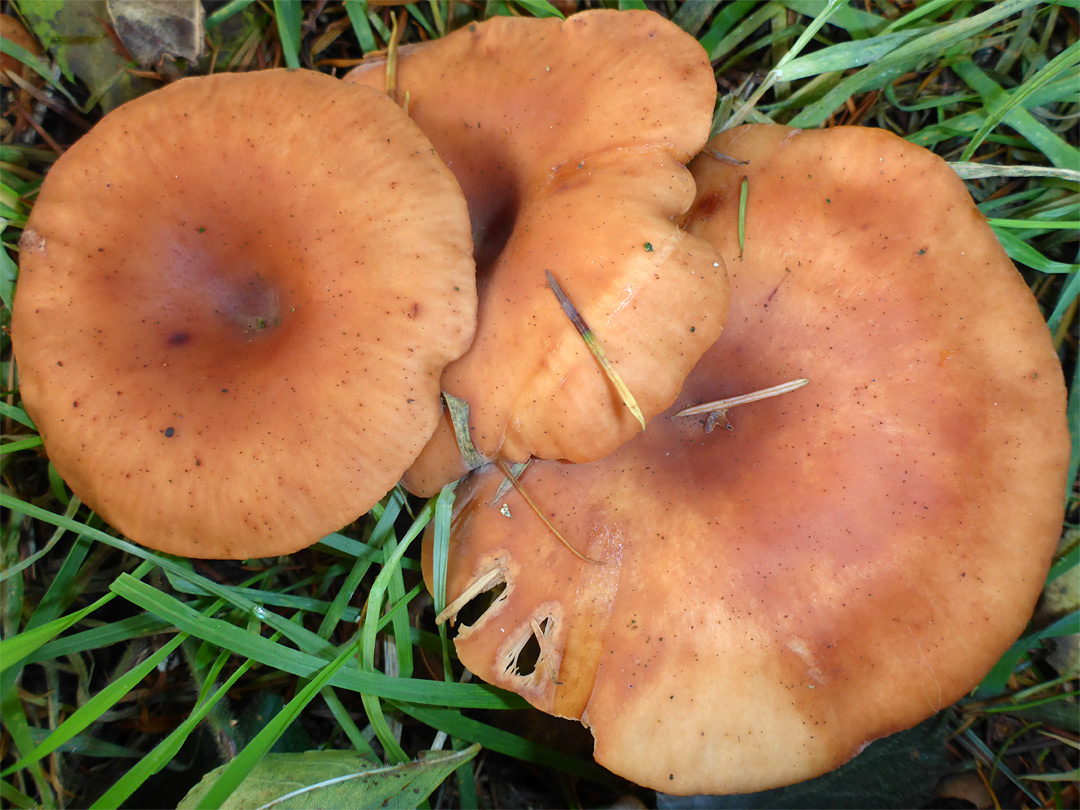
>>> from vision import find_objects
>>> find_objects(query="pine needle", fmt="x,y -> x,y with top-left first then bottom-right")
495,460 -> 602,566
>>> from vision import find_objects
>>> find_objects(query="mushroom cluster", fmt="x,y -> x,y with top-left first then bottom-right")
11,7 -> 1070,798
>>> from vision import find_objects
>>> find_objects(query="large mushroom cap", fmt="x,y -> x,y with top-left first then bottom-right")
426,125 -> 1069,793
13,69 -> 476,559
347,10 -> 728,495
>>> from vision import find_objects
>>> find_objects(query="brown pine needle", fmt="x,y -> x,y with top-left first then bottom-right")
545,270 -> 646,431
496,459 -> 602,566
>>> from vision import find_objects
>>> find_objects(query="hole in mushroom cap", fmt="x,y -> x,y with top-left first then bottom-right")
513,617 -> 551,677
451,577 -> 507,633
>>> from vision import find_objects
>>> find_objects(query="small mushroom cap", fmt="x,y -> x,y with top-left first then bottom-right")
426,125 -> 1069,793
14,69 -> 476,559
347,10 -> 728,495
0,14 -> 41,87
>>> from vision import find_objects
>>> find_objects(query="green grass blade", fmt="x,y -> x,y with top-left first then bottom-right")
724,0 -> 845,129
0,436 -> 42,455
0,36 -> 81,109
1041,271 -> 1075,336
0,497 -> 80,584
1,631 -> 185,776
881,0 -> 957,33
320,687 -> 378,758
90,652 -> 260,809
431,483 -> 456,617
702,1 -> 779,62
1,590 -> 115,672
110,573 -> 524,708
509,0 -> 565,19
989,219 -> 1080,231
738,175 -> 749,258
788,0 -> 1041,129
28,613 -> 174,662
950,59 -> 1080,170
398,703 -> 615,785
0,688 -> 54,805
404,3 -> 437,38
0,244 -> 16,311
1067,357 -> 1079,508
994,230 -> 1078,274
272,0 -> 302,68
780,0 -> 884,36
384,533 -> 415,678
344,0 -> 378,54
1047,538 -> 1078,585
205,0 -> 260,29
0,403 -> 33,430
950,163 -> 1075,181
193,635 -> 364,809
359,497 -> 436,762
977,610 -> 1080,698
317,491 -> 404,638
0,779 -> 36,809
960,40 -> 1080,162
318,530 -> 417,567
672,0 -> 720,36
774,28 -> 924,82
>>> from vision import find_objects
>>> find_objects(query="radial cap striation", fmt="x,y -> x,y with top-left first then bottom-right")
14,69 -> 477,559
425,124 -> 1069,794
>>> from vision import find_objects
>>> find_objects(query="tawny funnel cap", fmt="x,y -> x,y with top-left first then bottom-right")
14,69 -> 476,559
426,124 -> 1068,793
347,10 -> 728,495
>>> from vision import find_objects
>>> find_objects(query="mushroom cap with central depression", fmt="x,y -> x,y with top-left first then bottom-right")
425,125 -> 1069,794
13,69 -> 476,559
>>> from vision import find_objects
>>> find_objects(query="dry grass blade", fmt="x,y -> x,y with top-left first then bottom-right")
544,269 -> 646,431
674,378 -> 811,419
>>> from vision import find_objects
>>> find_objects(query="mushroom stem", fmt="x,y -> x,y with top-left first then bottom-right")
673,378 -> 810,419
496,459 -> 603,567
436,566 -> 503,626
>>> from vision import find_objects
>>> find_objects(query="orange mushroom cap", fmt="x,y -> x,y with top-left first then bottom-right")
13,69 -> 476,559
425,124 -> 1069,793
346,9 -> 728,495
